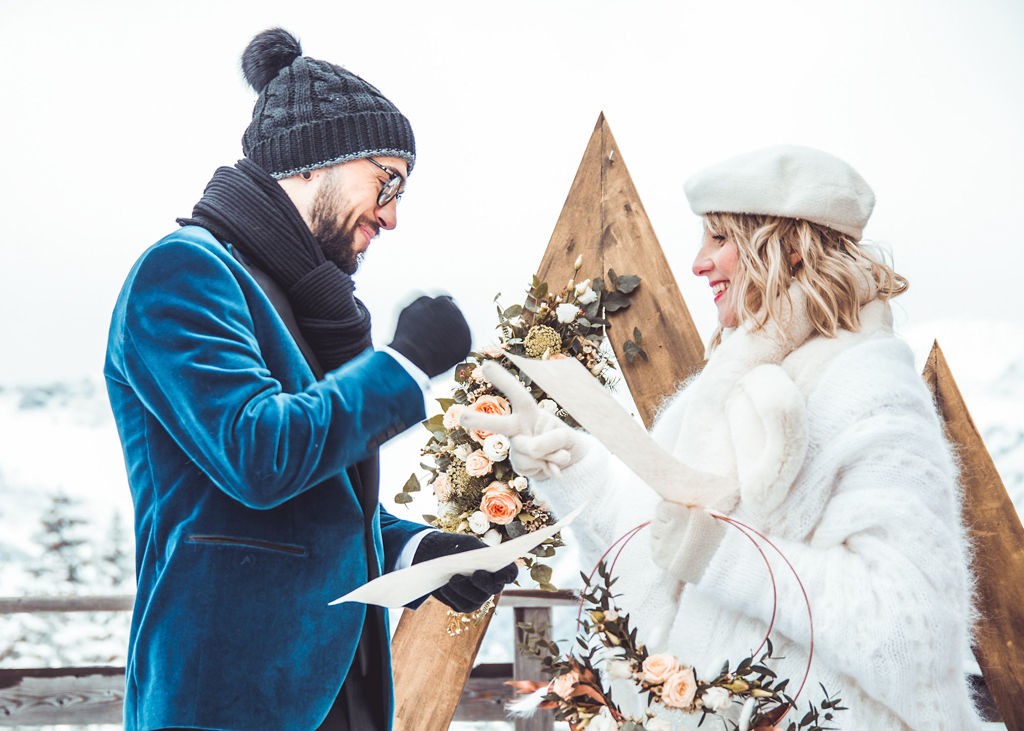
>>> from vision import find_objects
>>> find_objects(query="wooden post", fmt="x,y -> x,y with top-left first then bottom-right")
390,597 -> 495,731
535,113 -> 706,425
512,606 -> 554,731
923,342 -> 1024,729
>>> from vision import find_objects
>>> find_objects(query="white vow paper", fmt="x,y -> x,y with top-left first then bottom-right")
506,353 -> 729,508
329,506 -> 583,608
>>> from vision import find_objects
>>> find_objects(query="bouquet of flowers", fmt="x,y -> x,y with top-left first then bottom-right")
510,561 -> 846,731
395,258 -> 643,594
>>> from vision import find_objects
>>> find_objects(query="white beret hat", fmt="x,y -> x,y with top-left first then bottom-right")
683,145 -> 875,240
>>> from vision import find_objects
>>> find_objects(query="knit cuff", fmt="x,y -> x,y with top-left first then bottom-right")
530,433 -> 611,518
697,524 -> 779,616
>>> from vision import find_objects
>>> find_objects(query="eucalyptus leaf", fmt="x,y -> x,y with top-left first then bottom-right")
615,274 -> 641,294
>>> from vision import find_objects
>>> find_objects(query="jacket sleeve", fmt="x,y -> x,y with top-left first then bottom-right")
111,238 -> 426,509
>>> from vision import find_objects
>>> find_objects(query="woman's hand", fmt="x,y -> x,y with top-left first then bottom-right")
459,360 -> 589,479
649,500 -> 727,584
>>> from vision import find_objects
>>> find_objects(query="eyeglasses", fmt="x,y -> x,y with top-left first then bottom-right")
366,157 -> 405,207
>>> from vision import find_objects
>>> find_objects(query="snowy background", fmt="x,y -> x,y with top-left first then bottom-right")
2,0 -> 1022,729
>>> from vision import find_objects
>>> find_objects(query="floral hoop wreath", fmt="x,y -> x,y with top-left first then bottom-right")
510,513 -> 847,731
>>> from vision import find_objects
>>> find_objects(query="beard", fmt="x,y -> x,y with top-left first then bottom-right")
308,178 -> 371,275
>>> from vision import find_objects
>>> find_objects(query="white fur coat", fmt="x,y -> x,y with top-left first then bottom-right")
536,299 -> 985,729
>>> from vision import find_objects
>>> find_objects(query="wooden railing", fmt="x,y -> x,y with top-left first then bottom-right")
0,591 -> 577,729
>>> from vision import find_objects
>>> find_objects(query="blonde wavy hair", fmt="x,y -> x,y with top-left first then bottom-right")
704,212 -> 908,351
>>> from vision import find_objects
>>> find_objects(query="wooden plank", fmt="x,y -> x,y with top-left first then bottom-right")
0,595 -> 134,614
535,112 -> 706,427
0,667 -> 124,726
391,595 -> 497,731
453,663 -> 517,722
513,606 -> 554,731
0,664 -> 522,727
923,341 -> 1024,730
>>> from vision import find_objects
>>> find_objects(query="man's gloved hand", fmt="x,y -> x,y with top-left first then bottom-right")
649,501 -> 727,585
388,295 -> 471,378
459,360 -> 589,478
413,531 -> 518,613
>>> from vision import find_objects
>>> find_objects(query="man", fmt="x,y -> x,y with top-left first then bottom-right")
104,28 -> 516,731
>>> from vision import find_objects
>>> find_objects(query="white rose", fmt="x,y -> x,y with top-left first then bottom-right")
538,398 -> 559,414
453,443 -> 473,460
467,510 -> 490,534
644,718 -> 672,731
574,279 -> 591,296
555,302 -> 580,323
511,475 -> 529,492
577,287 -> 598,305
588,707 -> 618,731
604,658 -> 633,680
482,433 -> 510,461
700,686 -> 731,712
481,529 -> 503,546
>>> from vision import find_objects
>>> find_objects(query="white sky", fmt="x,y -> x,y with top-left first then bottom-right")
1,0 -> 1023,384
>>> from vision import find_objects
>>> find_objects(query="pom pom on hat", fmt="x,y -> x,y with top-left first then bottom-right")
241,28 -> 302,93
683,145 -> 875,240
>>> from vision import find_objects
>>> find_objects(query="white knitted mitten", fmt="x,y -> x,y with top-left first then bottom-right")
649,501 -> 727,584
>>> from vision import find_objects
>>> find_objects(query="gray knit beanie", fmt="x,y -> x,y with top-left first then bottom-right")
240,28 -> 415,179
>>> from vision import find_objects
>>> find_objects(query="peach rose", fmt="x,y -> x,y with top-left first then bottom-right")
464,449 -> 493,477
661,667 -> 697,710
442,404 -> 465,430
431,472 -> 453,502
465,394 -> 511,444
549,670 -> 579,700
641,653 -> 680,685
479,482 -> 522,525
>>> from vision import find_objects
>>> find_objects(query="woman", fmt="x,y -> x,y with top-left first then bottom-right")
463,145 -> 985,729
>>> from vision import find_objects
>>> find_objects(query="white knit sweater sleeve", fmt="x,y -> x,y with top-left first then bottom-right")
697,336 -> 979,727
532,391 -> 693,569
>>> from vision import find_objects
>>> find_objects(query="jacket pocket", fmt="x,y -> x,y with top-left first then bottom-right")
185,534 -> 308,557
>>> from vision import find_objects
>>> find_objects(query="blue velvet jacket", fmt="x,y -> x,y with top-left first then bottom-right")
104,226 -> 427,731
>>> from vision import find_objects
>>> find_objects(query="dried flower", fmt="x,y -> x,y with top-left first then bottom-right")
524,325 -> 562,357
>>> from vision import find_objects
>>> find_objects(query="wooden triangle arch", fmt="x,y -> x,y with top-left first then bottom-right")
391,114 -> 1022,729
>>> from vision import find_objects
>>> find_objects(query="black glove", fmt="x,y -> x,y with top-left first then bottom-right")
388,295 -> 471,378
413,531 -> 518,613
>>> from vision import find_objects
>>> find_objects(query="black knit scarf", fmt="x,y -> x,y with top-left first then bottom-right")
179,158 -> 372,372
